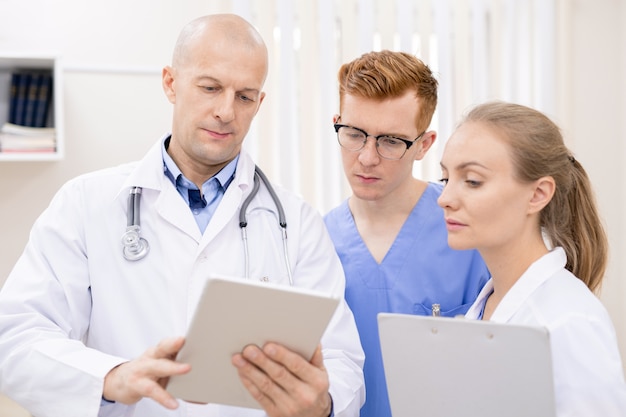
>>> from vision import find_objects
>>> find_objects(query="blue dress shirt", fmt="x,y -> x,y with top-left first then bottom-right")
162,137 -> 237,233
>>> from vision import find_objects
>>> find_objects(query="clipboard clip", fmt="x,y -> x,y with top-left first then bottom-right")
431,303 -> 441,317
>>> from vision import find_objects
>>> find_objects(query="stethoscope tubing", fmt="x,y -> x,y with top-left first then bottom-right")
240,166 -> 293,285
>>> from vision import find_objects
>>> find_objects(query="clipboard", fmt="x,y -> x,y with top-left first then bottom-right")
377,313 -> 556,417
166,276 -> 340,409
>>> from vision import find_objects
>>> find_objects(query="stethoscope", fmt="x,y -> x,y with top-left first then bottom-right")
121,166 -> 294,285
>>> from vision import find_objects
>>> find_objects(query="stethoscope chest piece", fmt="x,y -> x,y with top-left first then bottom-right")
122,225 -> 150,261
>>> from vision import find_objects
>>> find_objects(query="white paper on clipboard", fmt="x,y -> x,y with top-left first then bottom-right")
166,276 -> 340,409
378,313 -> 556,417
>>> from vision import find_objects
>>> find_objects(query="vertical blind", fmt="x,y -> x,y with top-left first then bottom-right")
215,0 -> 557,214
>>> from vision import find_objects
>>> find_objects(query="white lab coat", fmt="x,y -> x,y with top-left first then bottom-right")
0,137 -> 365,417
466,247 -> 626,417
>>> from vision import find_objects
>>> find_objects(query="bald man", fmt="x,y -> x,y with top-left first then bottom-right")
0,14 -> 365,417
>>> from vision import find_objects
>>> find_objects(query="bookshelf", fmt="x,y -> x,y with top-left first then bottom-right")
0,54 -> 64,161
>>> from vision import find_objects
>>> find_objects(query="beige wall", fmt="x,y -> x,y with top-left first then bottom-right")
0,0 -> 625,373
559,0 -> 626,364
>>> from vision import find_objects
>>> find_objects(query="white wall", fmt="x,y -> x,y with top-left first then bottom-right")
0,0 -> 625,372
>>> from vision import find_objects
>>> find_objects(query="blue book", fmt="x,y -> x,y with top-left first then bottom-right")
13,72 -> 32,126
8,73 -> 22,124
23,73 -> 42,127
33,73 -> 53,128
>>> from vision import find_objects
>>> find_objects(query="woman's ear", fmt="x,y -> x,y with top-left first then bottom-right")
528,176 -> 556,214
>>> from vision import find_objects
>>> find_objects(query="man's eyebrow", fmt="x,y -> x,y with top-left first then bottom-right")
238,87 -> 261,94
197,76 -> 260,94
197,75 -> 221,84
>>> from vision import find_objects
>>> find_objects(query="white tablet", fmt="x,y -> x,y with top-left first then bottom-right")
378,313 -> 556,417
166,276 -> 340,409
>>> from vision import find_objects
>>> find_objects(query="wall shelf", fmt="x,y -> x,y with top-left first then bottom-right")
0,53 -> 64,161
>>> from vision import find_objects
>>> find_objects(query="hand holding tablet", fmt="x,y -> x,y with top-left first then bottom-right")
166,277 -> 340,409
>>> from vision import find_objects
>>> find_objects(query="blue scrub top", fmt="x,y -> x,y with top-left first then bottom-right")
324,182 -> 490,417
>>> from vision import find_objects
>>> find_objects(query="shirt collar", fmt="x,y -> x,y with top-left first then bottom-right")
161,135 -> 238,190
466,247 -> 567,322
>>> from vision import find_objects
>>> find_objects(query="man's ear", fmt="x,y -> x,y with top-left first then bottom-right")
413,130 -> 437,161
162,66 -> 176,104
528,176 -> 556,214
332,114 -> 340,124
253,91 -> 266,116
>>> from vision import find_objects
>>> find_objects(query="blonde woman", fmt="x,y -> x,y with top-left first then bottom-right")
438,101 -> 626,416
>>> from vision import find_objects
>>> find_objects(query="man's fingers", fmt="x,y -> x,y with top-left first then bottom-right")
233,347 -> 287,404
236,371 -> 277,411
151,336 -> 186,359
262,343 -> 326,384
103,337 -> 191,407
138,379 -> 180,410
308,344 -> 325,369
152,357 -> 192,379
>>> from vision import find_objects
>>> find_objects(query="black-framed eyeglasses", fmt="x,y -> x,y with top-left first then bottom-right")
333,124 -> 425,160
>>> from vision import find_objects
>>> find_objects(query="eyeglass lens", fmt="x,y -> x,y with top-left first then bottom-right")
337,126 -> 408,159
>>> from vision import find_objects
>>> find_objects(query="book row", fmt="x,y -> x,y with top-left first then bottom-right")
8,70 -> 53,128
